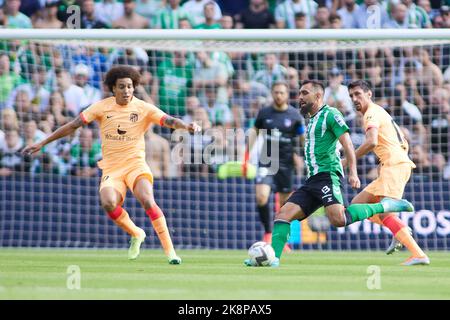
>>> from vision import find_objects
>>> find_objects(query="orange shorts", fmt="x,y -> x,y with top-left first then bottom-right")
99,161 -> 154,204
364,162 -> 413,199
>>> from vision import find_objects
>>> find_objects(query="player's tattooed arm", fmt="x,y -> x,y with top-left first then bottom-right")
162,115 -> 201,134
22,115 -> 85,155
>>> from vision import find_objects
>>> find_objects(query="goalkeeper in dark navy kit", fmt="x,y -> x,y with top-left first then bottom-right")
243,81 -> 305,244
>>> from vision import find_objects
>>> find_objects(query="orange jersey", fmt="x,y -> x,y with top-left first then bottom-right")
80,96 -> 167,170
363,103 -> 415,168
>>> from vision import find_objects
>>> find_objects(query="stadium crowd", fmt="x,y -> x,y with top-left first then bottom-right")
0,0 -> 449,182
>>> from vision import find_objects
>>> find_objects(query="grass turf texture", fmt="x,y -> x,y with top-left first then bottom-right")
0,249 -> 449,299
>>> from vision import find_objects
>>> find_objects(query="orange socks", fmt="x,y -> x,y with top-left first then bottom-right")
146,206 -> 177,258
394,227 -> 426,258
371,213 -> 426,258
107,206 -> 141,238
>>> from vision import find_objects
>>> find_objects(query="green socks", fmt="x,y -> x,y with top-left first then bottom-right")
345,203 -> 384,225
271,220 -> 291,258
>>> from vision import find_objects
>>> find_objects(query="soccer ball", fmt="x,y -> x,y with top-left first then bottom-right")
247,241 -> 276,266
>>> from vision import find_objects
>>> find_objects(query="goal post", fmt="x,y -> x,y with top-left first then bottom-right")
0,29 -> 449,251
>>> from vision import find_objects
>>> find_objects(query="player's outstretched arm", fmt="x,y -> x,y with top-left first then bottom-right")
161,115 -> 201,134
339,132 -> 360,189
22,115 -> 84,155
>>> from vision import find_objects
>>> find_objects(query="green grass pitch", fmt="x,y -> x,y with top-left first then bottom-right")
0,249 -> 449,300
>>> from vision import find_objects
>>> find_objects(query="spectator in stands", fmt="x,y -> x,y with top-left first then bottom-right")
72,63 -> 102,107
312,5 -> 330,28
354,0 -> 389,28
235,0 -> 275,29
70,47 -> 109,90
423,87 -> 449,160
275,0 -> 318,29
402,0 -> 432,28
0,128 -> 31,176
204,124 -> 231,174
19,0 -> 45,18
286,67 -> 299,108
324,67 -> 354,121
431,10 -> 446,28
431,152 -> 447,178
54,0 -> 77,26
337,0 -> 358,28
251,53 -> 287,90
0,53 -> 23,110
179,107 -> 211,177
32,2 -> 63,29
194,1 -> 221,29
69,127 -> 101,177
417,0 -> 437,21
440,5 -> 450,28
364,60 -> 394,110
4,0 -> 32,28
231,74 -> 271,128
81,0 -> 108,29
134,68 -> 157,104
134,0 -> 165,22
182,96 -> 201,124
193,51 -> 229,105
202,83 -> 233,127
6,65 -> 49,112
145,123 -> 171,179
219,14 -> 234,29
94,0 -> 124,28
47,91 -> 76,128
13,89 -> 40,123
1,108 -> 19,133
415,48 -> 444,103
329,13 -> 342,29
396,60 -> 426,111
55,68 -> 89,114
444,158 -> 450,180
182,0 -> 222,27
0,7 -> 8,28
383,3 -> 409,28
157,51 -> 193,116
152,0 -> 192,29
411,145 -> 441,181
23,117 -> 45,147
112,0 -> 149,29
179,17 -> 192,28
293,11 -> 307,28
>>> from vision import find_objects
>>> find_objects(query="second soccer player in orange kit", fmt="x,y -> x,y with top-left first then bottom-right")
23,66 -> 201,264
346,80 -> 429,266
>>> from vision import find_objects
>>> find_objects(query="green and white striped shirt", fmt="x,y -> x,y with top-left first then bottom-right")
151,5 -> 193,29
406,3 -> 431,29
304,105 -> 349,179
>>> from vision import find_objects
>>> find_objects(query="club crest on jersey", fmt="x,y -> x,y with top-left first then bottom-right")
130,113 -> 138,122
284,119 -> 292,127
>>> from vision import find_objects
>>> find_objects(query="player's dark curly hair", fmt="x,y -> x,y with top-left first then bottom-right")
104,66 -> 141,93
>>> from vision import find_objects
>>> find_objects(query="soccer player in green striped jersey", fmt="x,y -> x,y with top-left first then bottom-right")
246,80 -> 414,267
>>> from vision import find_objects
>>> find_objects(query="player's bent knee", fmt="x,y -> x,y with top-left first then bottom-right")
142,198 -> 157,211
329,216 -> 345,228
101,200 -> 118,213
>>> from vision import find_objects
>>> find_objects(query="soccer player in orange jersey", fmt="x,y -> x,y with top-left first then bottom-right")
346,80 -> 429,266
22,66 -> 201,264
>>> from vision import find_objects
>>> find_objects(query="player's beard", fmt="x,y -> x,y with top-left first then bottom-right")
300,101 -> 313,117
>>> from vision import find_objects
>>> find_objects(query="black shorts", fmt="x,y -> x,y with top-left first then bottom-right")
287,172 -> 345,217
255,165 -> 294,194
